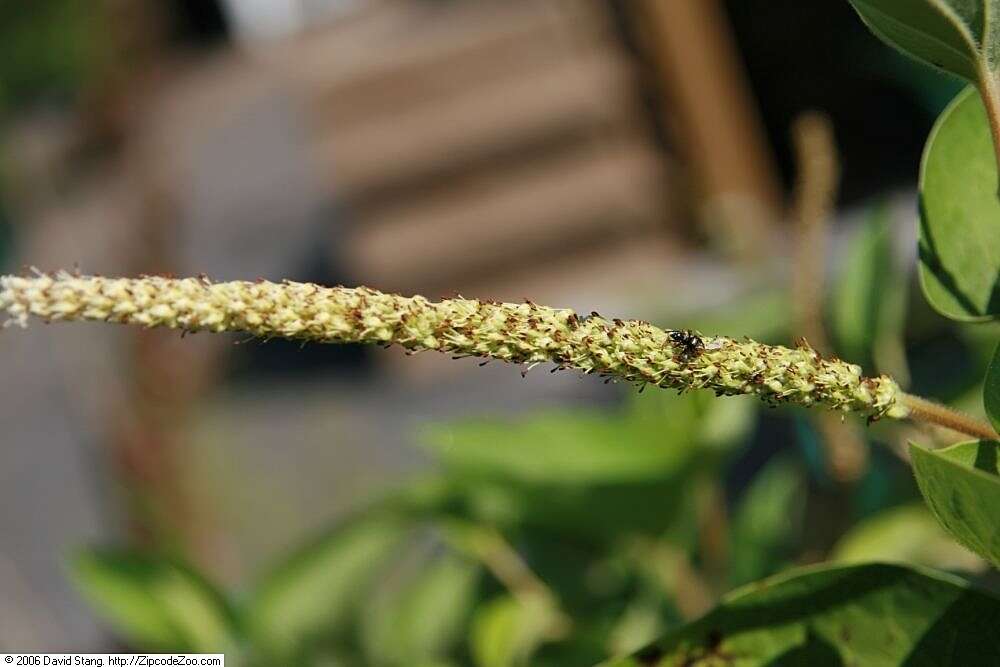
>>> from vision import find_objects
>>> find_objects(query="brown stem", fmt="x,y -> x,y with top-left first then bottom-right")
789,112 -> 868,481
900,393 -> 998,441
977,71 -> 1000,193
790,111 -> 838,356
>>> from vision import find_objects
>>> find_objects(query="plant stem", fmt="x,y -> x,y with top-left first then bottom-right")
790,111 -> 838,357
899,393 -> 998,441
977,70 -> 1000,192
789,111 -> 868,482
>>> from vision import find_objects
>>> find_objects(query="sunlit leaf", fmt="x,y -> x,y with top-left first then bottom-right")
919,86 -> 1000,320
602,562 -> 1000,666
910,439 -> 1000,566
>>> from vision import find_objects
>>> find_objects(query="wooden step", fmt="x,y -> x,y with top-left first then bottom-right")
316,52 -> 638,194
345,138 -> 667,292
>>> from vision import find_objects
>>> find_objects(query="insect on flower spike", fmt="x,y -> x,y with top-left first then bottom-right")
0,271 -> 908,421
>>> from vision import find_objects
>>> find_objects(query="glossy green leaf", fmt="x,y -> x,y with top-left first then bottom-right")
602,562 -> 1000,666
910,439 -> 1000,566
984,341 -> 1000,431
831,206 -> 899,368
361,553 -> 480,666
832,503 -> 986,571
848,0 -> 997,81
246,513 -> 407,661
470,596 -> 554,667
69,549 -> 238,653
919,86 -> 1000,321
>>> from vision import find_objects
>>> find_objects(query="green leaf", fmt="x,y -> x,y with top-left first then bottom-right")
910,439 -> 1000,566
919,85 -> 1000,321
422,392 -> 754,540
470,596 -> 555,667
984,341 -> 1000,431
68,548 -> 238,653
246,512 -> 407,661
831,206 -> 900,368
832,503 -> 986,570
602,562 -> 1000,666
728,456 -> 803,587
847,0 -> 997,81
424,406 -> 694,487
361,553 -> 480,666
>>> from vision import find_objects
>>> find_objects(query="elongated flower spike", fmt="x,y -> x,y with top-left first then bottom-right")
0,271 -> 908,421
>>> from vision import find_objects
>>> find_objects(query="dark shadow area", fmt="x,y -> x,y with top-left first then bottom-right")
725,0 -> 957,205
972,440 -> 1000,475
904,590 -> 1000,664
768,629 -> 841,666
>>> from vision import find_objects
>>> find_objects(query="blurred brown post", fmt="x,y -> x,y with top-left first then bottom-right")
639,0 -> 782,257
98,0 -> 224,562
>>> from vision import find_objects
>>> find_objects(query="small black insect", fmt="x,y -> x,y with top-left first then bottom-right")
669,329 -> 704,360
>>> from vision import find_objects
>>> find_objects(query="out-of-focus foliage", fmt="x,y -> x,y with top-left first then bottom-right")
727,455 -> 802,588
70,247 -> 1000,665
69,548 -> 239,654
831,205 -> 904,373
831,503 -> 985,571
245,512 -> 409,664
67,390 -> 758,665
0,0 -> 106,114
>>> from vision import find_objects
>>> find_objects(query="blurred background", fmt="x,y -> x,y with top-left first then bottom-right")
0,0 -> 993,663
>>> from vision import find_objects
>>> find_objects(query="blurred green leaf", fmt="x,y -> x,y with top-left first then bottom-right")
361,553 -> 480,666
919,86 -> 1000,321
847,0 -> 991,82
606,597 -> 666,659
831,206 -> 898,368
422,391 -> 754,540
425,408 -> 689,486
246,513 -> 408,661
695,394 -> 757,453
470,596 -> 555,667
69,548 -> 238,653
984,341 -> 1000,431
728,456 -> 803,587
602,562 -> 1000,666
910,439 -> 1000,566
673,289 -> 790,343
0,1 -> 108,113
832,503 -> 985,571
